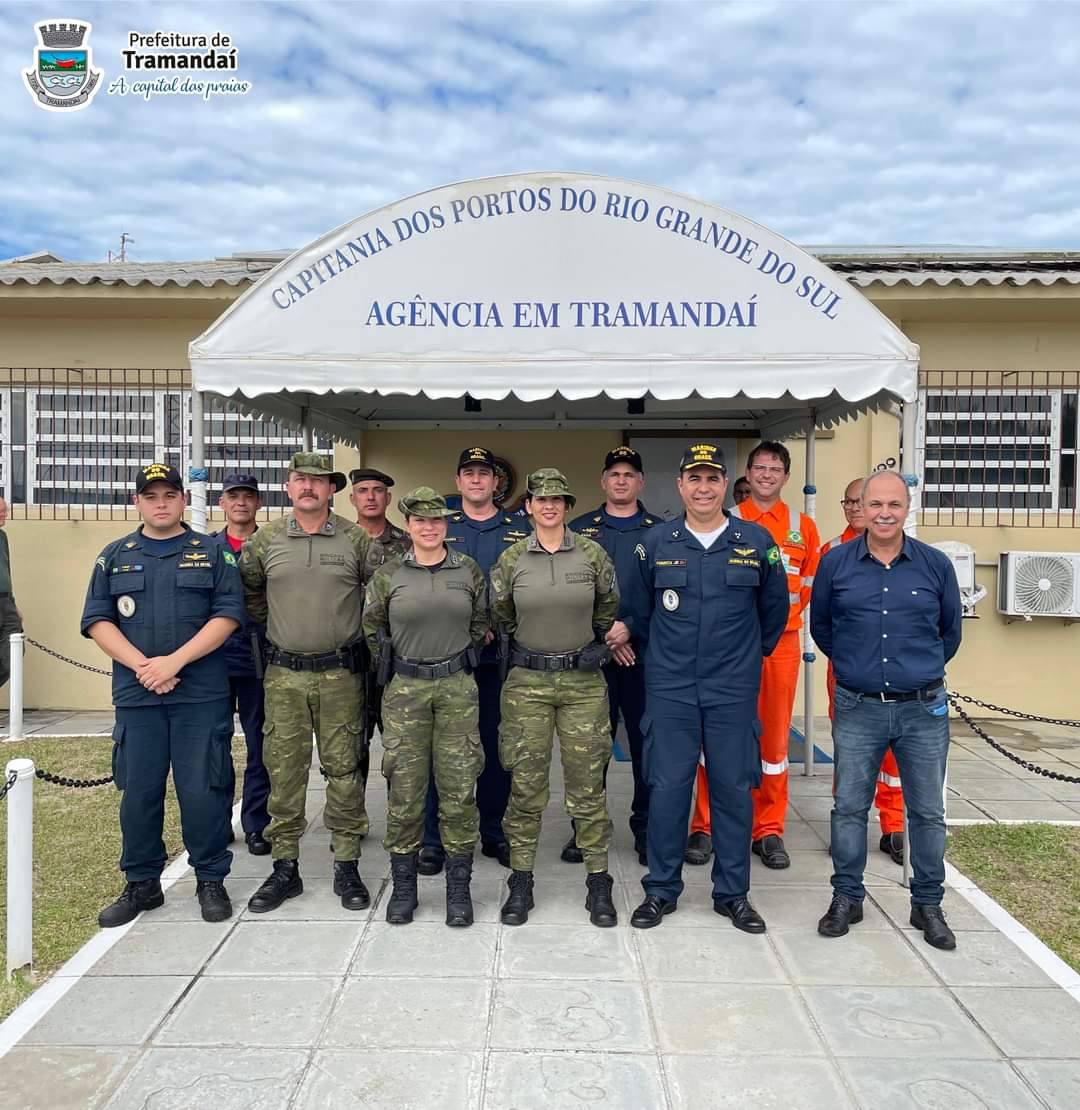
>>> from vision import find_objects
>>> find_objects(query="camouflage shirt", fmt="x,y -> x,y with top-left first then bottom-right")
490,530 -> 619,653
363,546 -> 488,662
240,511 -> 380,654
371,520 -> 411,563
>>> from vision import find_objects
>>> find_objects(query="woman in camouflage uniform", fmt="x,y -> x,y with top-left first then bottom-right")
362,487 -> 489,926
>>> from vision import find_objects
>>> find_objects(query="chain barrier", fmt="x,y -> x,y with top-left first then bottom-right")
24,637 -> 112,677
947,694 -> 1080,785
35,768 -> 113,788
0,769 -> 18,802
947,690 -> 1080,730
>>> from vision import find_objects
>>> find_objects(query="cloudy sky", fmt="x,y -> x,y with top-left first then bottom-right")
3,0 -> 1079,262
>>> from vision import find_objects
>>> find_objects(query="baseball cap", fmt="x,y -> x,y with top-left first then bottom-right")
349,467 -> 395,487
398,486 -> 456,519
526,468 -> 576,508
678,443 -> 727,473
287,451 -> 347,493
457,446 -> 496,472
604,446 -> 643,473
135,463 -> 183,493
222,471 -> 259,493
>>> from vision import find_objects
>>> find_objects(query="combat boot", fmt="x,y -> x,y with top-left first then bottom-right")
585,871 -> 618,927
247,859 -> 303,913
500,869 -> 535,926
386,852 -> 419,924
196,880 -> 232,923
333,860 -> 371,910
98,878 -> 164,928
445,855 -> 474,927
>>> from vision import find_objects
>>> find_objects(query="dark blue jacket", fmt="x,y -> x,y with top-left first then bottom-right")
623,513 -> 789,707
80,524 -> 244,707
209,529 -> 267,678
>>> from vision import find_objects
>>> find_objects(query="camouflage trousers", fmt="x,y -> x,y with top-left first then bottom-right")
263,664 -> 367,861
499,667 -> 613,873
381,670 -> 482,857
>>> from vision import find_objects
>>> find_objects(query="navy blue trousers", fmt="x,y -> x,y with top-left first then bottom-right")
113,697 -> 234,882
641,694 -> 759,903
603,660 -> 650,837
225,676 -> 270,835
424,663 -> 510,849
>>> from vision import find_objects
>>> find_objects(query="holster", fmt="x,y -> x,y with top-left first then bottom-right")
577,641 -> 612,672
250,631 -> 265,680
465,644 -> 480,674
497,626 -> 510,681
375,627 -> 394,687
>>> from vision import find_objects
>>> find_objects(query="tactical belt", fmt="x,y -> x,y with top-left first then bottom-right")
510,643 -> 585,672
393,650 -> 470,681
862,681 -> 944,704
266,644 -> 353,673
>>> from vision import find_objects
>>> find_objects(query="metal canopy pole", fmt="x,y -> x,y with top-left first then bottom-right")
301,404 -> 313,452
802,412 -> 817,776
190,389 -> 208,533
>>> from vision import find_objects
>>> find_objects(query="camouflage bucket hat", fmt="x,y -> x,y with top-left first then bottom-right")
526,467 -> 576,508
398,485 -> 456,519
288,451 -> 346,492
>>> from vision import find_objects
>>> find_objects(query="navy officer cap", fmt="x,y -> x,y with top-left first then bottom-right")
603,446 -> 644,473
457,446 -> 496,472
349,467 -> 395,487
135,462 -> 183,493
222,471 -> 260,493
678,443 -> 727,473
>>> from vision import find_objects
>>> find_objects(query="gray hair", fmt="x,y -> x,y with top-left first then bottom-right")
859,470 -> 910,504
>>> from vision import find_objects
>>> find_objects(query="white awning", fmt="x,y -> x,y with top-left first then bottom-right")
189,172 -> 918,438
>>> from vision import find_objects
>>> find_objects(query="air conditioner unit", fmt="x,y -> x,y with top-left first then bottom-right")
998,551 -> 1080,621
932,540 -> 986,617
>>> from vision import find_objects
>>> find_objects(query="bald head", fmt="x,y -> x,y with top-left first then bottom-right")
860,470 -> 909,548
861,470 -> 910,506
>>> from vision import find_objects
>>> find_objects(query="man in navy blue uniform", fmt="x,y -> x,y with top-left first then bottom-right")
812,470 -> 962,950
210,471 -> 270,856
622,443 -> 788,932
418,447 -> 528,873
567,445 -> 658,866
82,464 -> 244,927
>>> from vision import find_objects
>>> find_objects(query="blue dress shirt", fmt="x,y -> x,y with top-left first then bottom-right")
810,533 -> 962,694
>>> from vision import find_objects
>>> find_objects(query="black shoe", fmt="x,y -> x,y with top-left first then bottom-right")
196,880 -> 233,923
585,871 -> 618,927
445,855 -> 474,927
817,892 -> 864,938
630,894 -> 677,928
752,835 -> 791,870
245,830 -> 271,856
386,853 -> 419,924
247,859 -> 303,913
98,878 -> 164,928
500,869 -> 535,925
481,839 -> 512,869
560,833 -> 584,864
714,895 -> 766,934
685,831 -> 712,866
633,831 -> 648,867
417,845 -> 446,876
911,904 -> 957,951
880,832 -> 904,866
333,860 -> 371,910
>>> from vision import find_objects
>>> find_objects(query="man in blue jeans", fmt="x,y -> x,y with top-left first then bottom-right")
811,470 -> 962,951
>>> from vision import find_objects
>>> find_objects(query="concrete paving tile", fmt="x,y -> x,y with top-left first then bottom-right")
665,1054 -> 855,1108
22,977 -> 188,1046
485,1051 -> 664,1109
490,980 -> 652,1052
148,877 -> 261,921
754,885 -> 891,931
1013,1059 -> 1080,1110
945,798 -> 995,820
789,776 -> 838,796
947,761 -> 1028,780
802,986 -> 998,1058
976,799 -> 1080,820
916,930 -> 1057,988
1026,775 -> 1080,801
206,921 -> 359,976
650,983 -> 821,1055
0,1046 -> 133,1110
789,796 -> 835,822
781,821 -> 830,848
322,977 -> 489,1050
634,924 -> 787,983
953,987 -> 1080,1057
839,1057 -> 1047,1110
498,923 -> 638,981
295,1050 -> 483,1109
351,921 -> 497,979
772,929 -> 938,986
870,886 -> 997,932
156,977 -> 336,1047
498,871 -> 635,926
383,870 -> 505,924
87,921 -> 233,976
956,778 -> 1061,802
105,1047 -> 307,1109
751,848 -> 836,885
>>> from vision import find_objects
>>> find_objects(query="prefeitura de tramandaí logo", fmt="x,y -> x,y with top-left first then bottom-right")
23,20 -> 103,112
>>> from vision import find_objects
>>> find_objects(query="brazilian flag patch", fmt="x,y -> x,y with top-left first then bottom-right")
223,552 -> 237,566
766,545 -> 781,565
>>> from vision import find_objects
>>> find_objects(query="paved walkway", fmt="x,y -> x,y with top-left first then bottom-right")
2,716 -> 1080,1108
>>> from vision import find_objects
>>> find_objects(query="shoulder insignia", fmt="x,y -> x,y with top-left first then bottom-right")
767,545 -> 781,565
503,516 -> 514,524
593,515 -> 602,523
223,551 -> 236,566
634,542 -> 646,561
190,538 -> 201,546
670,529 -> 680,539
732,531 -> 742,540
124,541 -> 137,549
95,556 -> 106,570
451,513 -> 463,523
644,517 -> 655,526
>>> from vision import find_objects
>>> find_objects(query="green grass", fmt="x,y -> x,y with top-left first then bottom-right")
0,735 -> 245,1021
948,823 -> 1080,974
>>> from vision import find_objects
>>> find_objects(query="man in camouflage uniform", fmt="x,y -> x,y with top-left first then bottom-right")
490,468 -> 621,928
363,488 -> 489,926
241,452 -> 381,913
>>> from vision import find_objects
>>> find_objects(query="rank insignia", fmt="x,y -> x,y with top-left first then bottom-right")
634,543 -> 646,561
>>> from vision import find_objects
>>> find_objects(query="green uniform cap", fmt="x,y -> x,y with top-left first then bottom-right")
288,451 -> 346,492
526,467 -> 576,508
398,485 -> 456,519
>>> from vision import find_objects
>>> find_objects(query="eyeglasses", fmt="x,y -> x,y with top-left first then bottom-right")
749,464 -> 785,476
840,499 -> 861,508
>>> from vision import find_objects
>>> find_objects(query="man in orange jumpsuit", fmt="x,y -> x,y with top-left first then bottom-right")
820,478 -> 905,865
686,441 -> 819,869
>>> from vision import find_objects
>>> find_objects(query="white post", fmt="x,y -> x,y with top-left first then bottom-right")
802,417 -> 817,776
900,395 -> 919,538
190,389 -> 208,533
6,757 -> 34,978
7,633 -> 25,742
902,800 -> 911,889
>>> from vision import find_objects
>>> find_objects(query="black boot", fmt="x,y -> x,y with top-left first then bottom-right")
247,859 -> 303,913
445,855 -> 474,927
386,853 -> 419,924
333,860 -> 371,910
98,878 -> 164,928
560,827 -> 584,864
196,880 -> 232,923
500,869 -> 535,925
418,845 -> 446,876
585,871 -> 617,928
